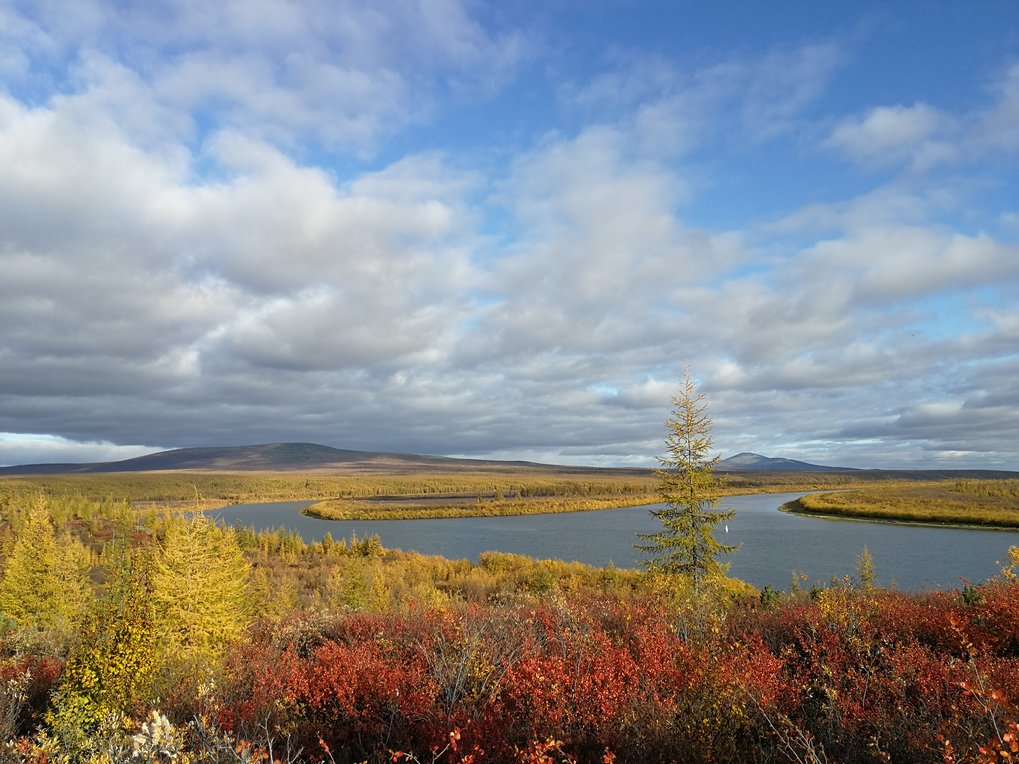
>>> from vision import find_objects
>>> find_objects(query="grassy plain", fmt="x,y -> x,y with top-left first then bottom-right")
784,479 -> 1019,529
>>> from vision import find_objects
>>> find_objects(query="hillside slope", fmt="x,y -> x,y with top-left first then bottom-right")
0,442 -> 581,475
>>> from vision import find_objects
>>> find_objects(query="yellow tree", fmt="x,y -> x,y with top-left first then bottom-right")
0,497 -> 91,650
636,372 -> 737,592
856,546 -> 876,590
46,542 -> 158,749
151,513 -> 253,665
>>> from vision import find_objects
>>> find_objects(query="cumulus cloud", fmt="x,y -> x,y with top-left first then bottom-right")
826,103 -> 956,170
802,227 -> 1019,303
0,4 -> 1017,471
2,0 -> 528,154
0,86 -> 482,457
835,386 -> 1019,459
826,62 -> 1019,171
469,126 -> 743,367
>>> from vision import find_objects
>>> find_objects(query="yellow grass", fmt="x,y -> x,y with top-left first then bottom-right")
305,495 -> 655,520
2,470 -> 1003,522
786,480 -> 1019,529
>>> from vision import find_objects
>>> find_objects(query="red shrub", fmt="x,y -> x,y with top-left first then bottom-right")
205,589 -> 1019,763
0,656 -> 63,736
970,581 -> 1019,655
271,629 -> 441,761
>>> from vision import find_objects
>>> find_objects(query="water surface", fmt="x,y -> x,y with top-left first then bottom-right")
210,493 -> 1019,590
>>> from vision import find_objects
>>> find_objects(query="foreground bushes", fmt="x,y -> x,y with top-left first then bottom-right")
4,582 -> 1017,763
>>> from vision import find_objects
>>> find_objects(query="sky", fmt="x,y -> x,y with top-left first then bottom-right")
1,1 -> 1018,470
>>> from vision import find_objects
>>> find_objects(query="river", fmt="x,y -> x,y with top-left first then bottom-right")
209,492 -> 1019,590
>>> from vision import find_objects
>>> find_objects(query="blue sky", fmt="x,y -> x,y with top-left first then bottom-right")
1,1 -> 1017,469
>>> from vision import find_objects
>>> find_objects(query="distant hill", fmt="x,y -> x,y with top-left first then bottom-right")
0,442 -> 591,476
717,452 -> 857,473
714,452 -> 1019,480
2,444 -> 1014,480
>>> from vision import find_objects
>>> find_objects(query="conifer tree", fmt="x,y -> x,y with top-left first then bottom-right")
151,513 -> 252,664
0,497 -> 90,649
856,546 -> 876,590
636,372 -> 737,591
46,542 -> 158,745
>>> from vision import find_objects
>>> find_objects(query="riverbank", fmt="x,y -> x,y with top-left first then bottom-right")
782,480 -> 1019,530
304,494 -> 655,520
303,482 -> 914,521
6,469 -> 1005,524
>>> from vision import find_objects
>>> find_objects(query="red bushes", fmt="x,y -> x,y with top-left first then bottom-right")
0,655 -> 62,738
970,581 -> 1019,654
244,616 -> 441,761
192,582 -> 1019,762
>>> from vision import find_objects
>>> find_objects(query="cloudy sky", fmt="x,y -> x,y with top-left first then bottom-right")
1,1 -> 1017,469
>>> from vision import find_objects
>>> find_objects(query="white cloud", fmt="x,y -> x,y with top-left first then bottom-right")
977,62 -> 1019,152
1,5 -> 1018,472
0,88 -> 483,446
826,102 -> 956,170
767,185 -> 961,237
2,0 -> 529,155
803,227 -> 1019,303
826,62 -> 1019,172
476,125 -> 738,359
568,40 -> 844,159
0,434 -> 158,468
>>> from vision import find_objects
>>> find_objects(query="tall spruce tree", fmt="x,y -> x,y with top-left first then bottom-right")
636,372 -> 737,591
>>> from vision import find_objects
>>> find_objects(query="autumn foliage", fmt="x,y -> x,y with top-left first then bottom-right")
1,496 -> 1018,762
127,583 -> 1016,764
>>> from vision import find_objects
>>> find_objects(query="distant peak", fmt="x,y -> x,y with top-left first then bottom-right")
718,452 -> 856,473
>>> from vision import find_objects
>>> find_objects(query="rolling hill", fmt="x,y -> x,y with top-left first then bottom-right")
2,444 -> 1014,480
716,452 -> 857,472
0,442 -> 569,475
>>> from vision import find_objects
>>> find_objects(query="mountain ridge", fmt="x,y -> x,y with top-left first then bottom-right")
0,442 -> 585,475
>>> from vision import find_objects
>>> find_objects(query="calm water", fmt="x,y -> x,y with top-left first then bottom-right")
210,492 -> 1019,590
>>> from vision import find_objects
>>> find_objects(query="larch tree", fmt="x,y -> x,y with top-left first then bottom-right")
636,372 -> 737,592
151,513 -> 252,666
46,541 -> 158,744
0,497 -> 91,649
856,546 -> 876,590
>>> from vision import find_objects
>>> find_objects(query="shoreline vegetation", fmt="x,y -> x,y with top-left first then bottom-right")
303,494 -> 656,520
3,470 -> 1017,526
783,479 -> 1019,530
303,479 -> 914,521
